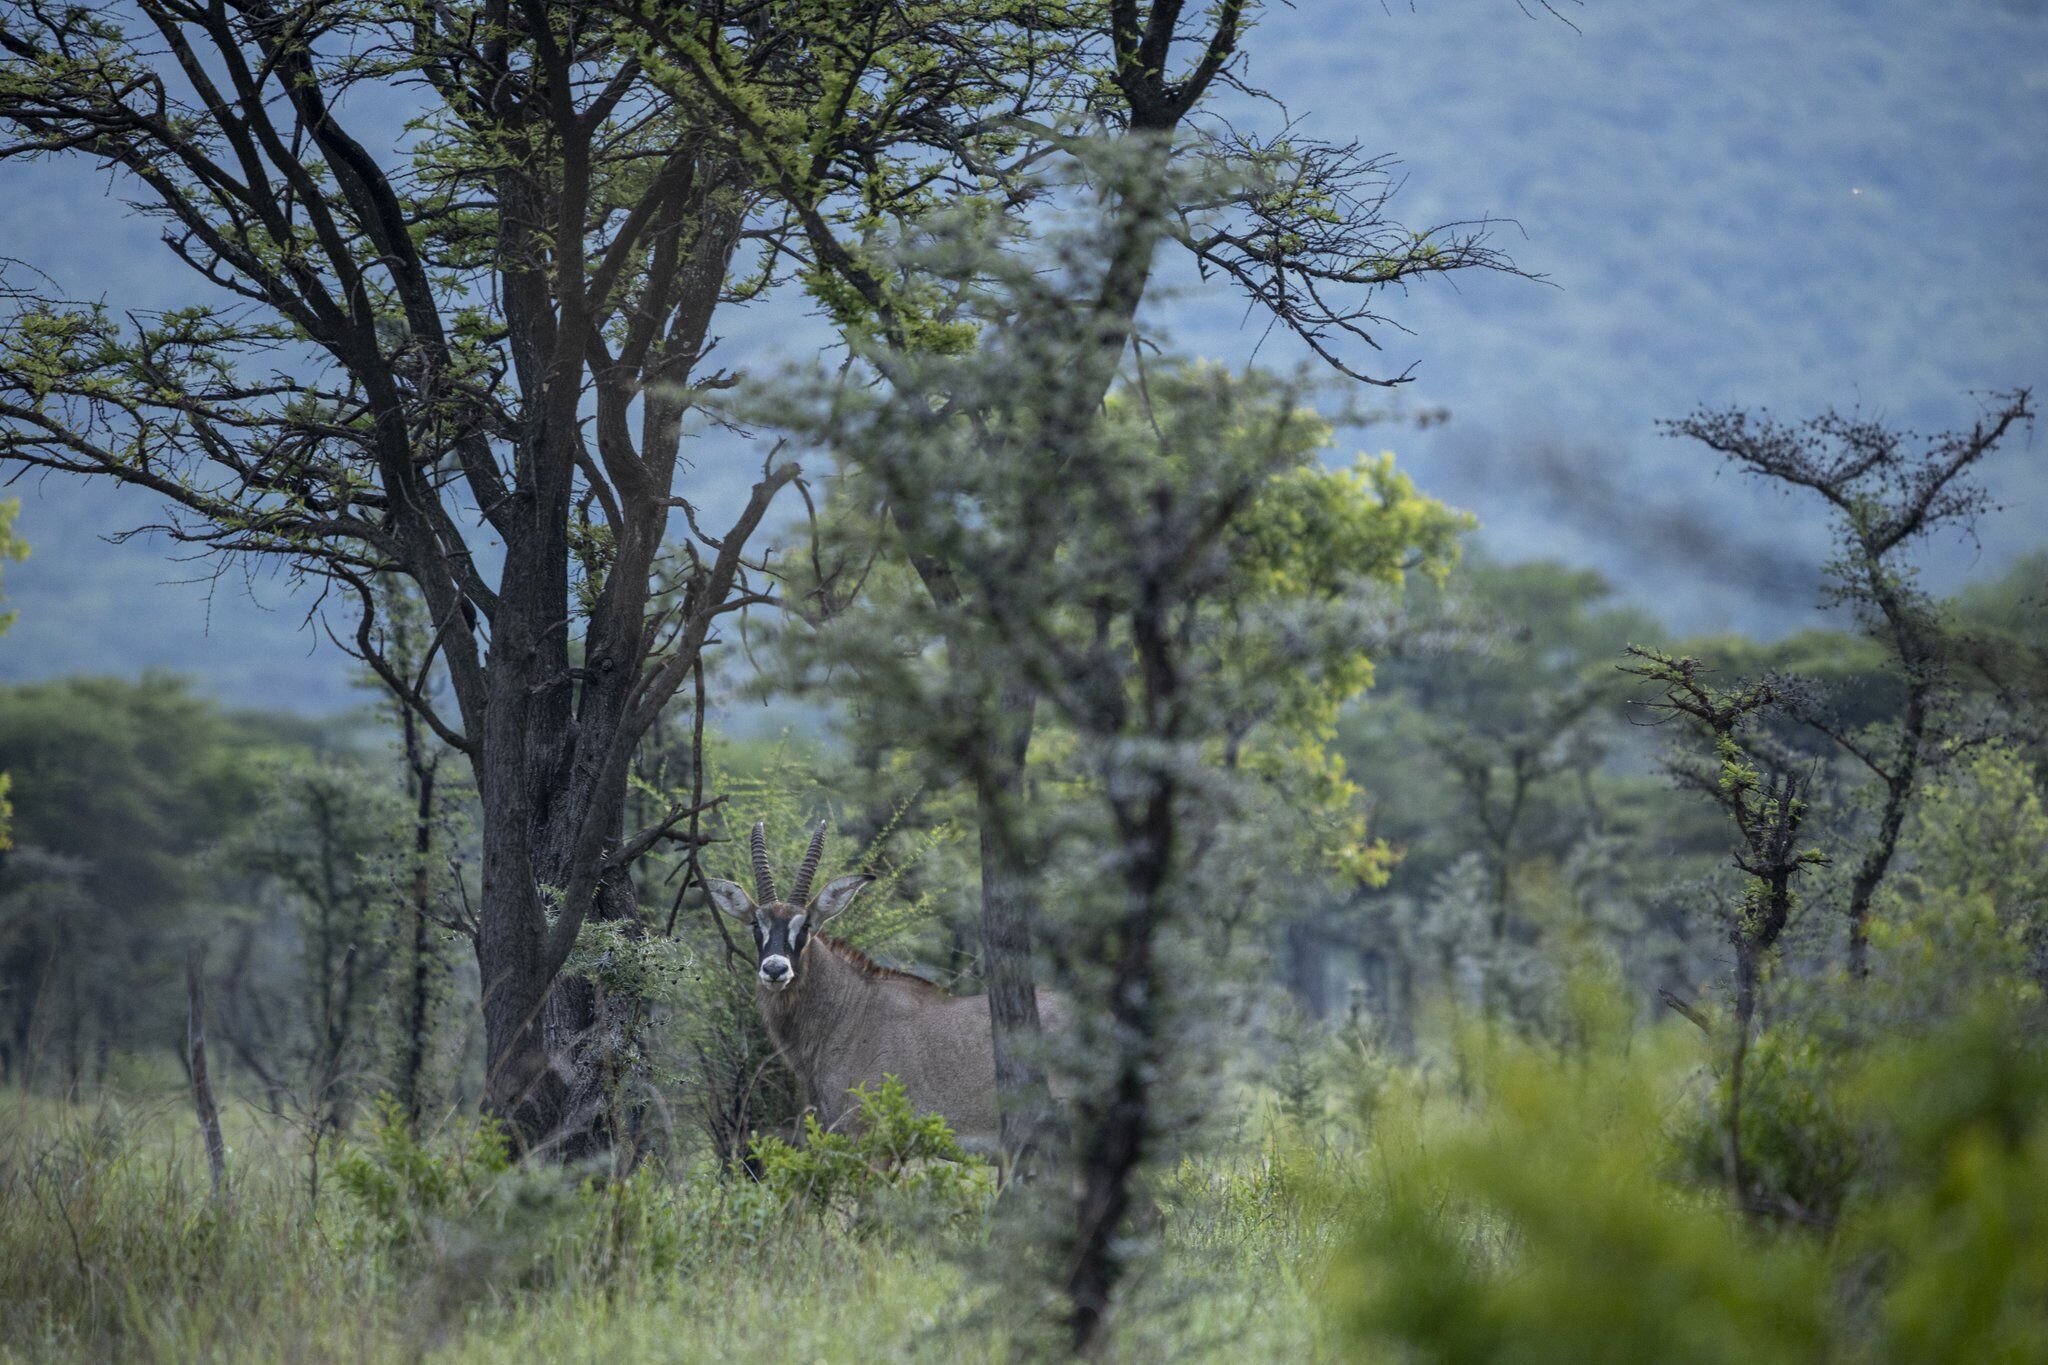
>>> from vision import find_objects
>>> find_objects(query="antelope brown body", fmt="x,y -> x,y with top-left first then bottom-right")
706,822 -> 1066,1153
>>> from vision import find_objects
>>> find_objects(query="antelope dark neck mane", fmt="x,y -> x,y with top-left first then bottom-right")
813,934 -> 946,994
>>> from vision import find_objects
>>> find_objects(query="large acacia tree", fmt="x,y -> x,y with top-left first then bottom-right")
0,0 -> 1514,1156
0,0 -> 1030,1150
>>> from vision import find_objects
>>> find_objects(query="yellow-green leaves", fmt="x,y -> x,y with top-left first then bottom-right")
1226,442 -> 1470,885
801,264 -> 978,356
0,496 -> 24,633
1237,450 -> 1471,600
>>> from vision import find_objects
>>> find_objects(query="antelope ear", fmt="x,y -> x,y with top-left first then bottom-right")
703,879 -> 756,920
809,873 -> 874,923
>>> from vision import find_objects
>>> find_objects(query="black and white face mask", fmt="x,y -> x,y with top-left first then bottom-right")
750,907 -> 809,991
704,862 -> 877,992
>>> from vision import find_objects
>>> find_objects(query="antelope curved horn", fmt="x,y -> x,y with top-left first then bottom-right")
751,821 -> 778,904
790,820 -> 829,905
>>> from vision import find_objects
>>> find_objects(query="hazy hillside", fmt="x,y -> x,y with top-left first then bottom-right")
3,0 -> 2042,711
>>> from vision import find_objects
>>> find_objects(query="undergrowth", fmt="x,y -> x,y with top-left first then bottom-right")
10,908 -> 2044,1363
0,1076 -> 1342,1363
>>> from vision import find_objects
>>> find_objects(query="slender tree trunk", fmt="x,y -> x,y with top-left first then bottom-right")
975,683 -> 1053,1170
403,875 -> 434,1128
1724,945 -> 1753,1211
399,712 -> 439,1132
63,960 -> 81,1095
185,948 -> 228,1203
1845,688 -> 1926,980
895,151 -> 1170,1183
1727,865 -> 1792,1218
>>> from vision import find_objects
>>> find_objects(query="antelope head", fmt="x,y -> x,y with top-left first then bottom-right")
704,821 -> 873,992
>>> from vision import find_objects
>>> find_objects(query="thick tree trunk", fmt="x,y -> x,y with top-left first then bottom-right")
1065,783 -> 1175,1357
471,664 -> 642,1157
538,866 -> 641,1164
471,467 -> 583,1153
477,916 -> 565,1150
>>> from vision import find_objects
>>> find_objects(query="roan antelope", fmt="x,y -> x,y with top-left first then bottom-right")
706,821 -> 1067,1154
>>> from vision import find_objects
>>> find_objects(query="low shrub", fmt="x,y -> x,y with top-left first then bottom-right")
331,1096 -> 514,1251
750,1075 -> 994,1227
1674,1025 -> 1862,1230
1324,979 -> 2048,1364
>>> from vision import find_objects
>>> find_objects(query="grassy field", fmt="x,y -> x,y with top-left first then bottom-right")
0,1089 -> 1346,1363
15,973 -> 2043,1363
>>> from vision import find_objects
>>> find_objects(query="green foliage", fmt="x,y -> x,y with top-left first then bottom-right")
779,359 -> 1468,895
0,675 -> 261,907
331,1098 -> 513,1252
1236,448 -> 1470,605
1210,402 -> 1474,886
1856,995 -> 2048,1364
1335,1022 -> 1835,1364
1676,1026 -> 1863,1228
0,675 -> 278,1078
1620,645 -> 1825,982
1329,975 -> 2048,1363
1328,875 -> 2048,1365
750,1075 -> 994,1224
1332,555 -> 1690,1027
230,753 -> 443,1128
0,496 -> 24,626
332,1102 -> 709,1288
1127,370 -> 1473,887
0,497 -> 21,848
1949,549 -> 2048,731
1,1084 -> 1343,1361
1896,743 -> 2048,954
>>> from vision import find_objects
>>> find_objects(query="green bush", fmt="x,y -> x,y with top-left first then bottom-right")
331,1097 -> 513,1251
1324,977 -> 2048,1364
1675,1026 -> 1862,1230
1327,1017 -> 1834,1365
1857,995 -> 2048,1364
750,1075 -> 993,1226
332,1099 -> 773,1291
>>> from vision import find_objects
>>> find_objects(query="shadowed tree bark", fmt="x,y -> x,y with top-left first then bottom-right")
186,946 -> 228,1203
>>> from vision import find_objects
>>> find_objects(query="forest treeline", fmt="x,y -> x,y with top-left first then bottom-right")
5,547 -> 2042,1107
0,0 -> 2043,1358
3,531 -> 2046,1359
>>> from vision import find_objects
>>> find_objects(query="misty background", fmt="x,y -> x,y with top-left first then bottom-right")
3,0 -> 2042,712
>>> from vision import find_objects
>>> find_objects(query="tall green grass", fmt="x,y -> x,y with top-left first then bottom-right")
18,954 -> 2040,1361
0,1085 -> 1347,1363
